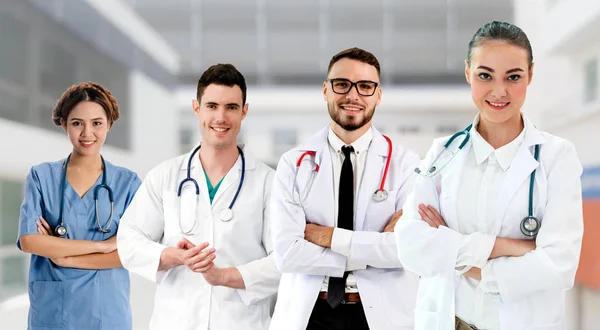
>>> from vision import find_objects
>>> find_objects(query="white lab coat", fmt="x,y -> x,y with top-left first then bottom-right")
269,126 -> 421,330
395,118 -> 583,330
117,146 -> 280,330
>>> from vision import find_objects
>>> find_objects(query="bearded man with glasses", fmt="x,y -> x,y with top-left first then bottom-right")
269,47 -> 421,330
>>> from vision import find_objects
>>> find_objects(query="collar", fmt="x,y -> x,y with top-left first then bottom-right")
60,156 -> 115,186
327,127 -> 373,156
470,114 -> 529,171
180,143 -> 256,171
297,125 -> 389,160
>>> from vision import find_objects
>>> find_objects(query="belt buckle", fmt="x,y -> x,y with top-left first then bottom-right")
340,298 -> 357,305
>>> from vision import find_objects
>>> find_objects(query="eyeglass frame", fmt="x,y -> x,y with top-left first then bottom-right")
326,78 -> 380,97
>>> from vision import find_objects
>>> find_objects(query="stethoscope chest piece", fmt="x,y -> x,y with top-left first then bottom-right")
220,208 -> 233,222
55,225 -> 68,237
373,189 -> 388,202
520,216 -> 540,237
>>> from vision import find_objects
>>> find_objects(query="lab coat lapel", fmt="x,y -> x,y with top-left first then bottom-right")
494,122 -> 545,233
211,152 -> 256,207
211,157 -> 241,207
302,126 -> 335,227
355,129 -> 388,231
180,147 -> 211,207
439,141 -> 472,231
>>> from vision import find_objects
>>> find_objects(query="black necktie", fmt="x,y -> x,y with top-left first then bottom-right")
327,145 -> 354,308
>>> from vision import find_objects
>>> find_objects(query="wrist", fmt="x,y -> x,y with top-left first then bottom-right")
219,267 -> 234,287
62,257 -> 73,268
221,267 -> 243,288
94,241 -> 105,254
53,256 -> 69,267
324,227 -> 334,248
160,247 -> 183,270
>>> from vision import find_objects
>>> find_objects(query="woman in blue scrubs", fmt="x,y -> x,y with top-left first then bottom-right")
17,82 -> 141,330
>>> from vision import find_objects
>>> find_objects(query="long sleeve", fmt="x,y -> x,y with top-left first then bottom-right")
395,140 -> 467,276
479,141 -> 583,303
117,168 -> 171,284
236,171 -> 281,304
347,154 -> 420,269
271,154 -> 346,277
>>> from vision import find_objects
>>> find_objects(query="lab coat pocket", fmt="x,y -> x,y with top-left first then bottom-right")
29,280 -> 64,328
414,309 -> 439,330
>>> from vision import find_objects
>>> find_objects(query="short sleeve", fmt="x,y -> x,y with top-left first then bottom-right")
17,168 -> 44,250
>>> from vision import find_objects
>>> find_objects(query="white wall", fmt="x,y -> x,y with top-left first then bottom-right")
129,70 -> 180,176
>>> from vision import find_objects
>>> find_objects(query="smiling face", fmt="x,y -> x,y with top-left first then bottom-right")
62,101 -> 110,157
466,40 -> 533,126
193,83 -> 247,150
323,58 -> 382,132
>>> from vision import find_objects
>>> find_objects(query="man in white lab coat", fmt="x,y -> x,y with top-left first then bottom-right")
117,64 -> 280,330
269,47 -> 420,330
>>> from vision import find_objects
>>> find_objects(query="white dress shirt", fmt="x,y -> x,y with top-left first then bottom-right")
454,117 -> 526,329
319,127 -> 373,293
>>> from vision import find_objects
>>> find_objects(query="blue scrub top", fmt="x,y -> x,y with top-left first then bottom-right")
17,158 -> 141,330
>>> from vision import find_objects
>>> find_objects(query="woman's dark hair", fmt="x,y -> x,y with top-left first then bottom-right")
467,21 -> 533,69
52,82 -> 119,127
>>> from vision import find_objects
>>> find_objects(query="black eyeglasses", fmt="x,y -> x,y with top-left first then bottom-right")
327,78 -> 379,96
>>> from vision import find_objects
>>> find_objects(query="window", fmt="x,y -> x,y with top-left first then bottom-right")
0,11 -> 28,86
584,58 -> 598,104
179,128 -> 195,154
436,125 -> 460,134
0,89 -> 29,123
398,126 -> 420,134
0,180 -> 23,245
1,257 -> 26,289
0,179 -> 27,299
273,129 -> 297,157
39,40 -> 77,100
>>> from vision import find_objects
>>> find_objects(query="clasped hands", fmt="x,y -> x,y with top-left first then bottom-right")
175,238 -> 227,287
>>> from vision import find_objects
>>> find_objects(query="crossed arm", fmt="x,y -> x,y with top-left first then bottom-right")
418,204 -> 536,280
19,216 -> 120,270
303,209 -> 404,248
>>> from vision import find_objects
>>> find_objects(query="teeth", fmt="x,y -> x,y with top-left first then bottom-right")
213,127 -> 228,132
81,142 -> 94,145
342,106 -> 361,111
489,102 -> 508,107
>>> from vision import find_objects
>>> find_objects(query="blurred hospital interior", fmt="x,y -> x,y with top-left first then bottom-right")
0,0 -> 599,328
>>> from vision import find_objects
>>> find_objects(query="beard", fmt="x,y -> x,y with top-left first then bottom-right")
328,101 -> 375,131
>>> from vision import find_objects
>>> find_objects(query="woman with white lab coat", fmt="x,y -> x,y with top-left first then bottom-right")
394,21 -> 583,330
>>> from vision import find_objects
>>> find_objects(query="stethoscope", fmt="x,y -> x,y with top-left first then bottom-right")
177,145 -> 245,234
286,135 -> 393,207
415,124 -> 472,177
55,154 -> 114,237
521,144 -> 541,237
415,125 -> 542,237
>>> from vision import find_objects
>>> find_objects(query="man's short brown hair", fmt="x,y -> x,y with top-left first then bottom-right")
327,47 -> 381,77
